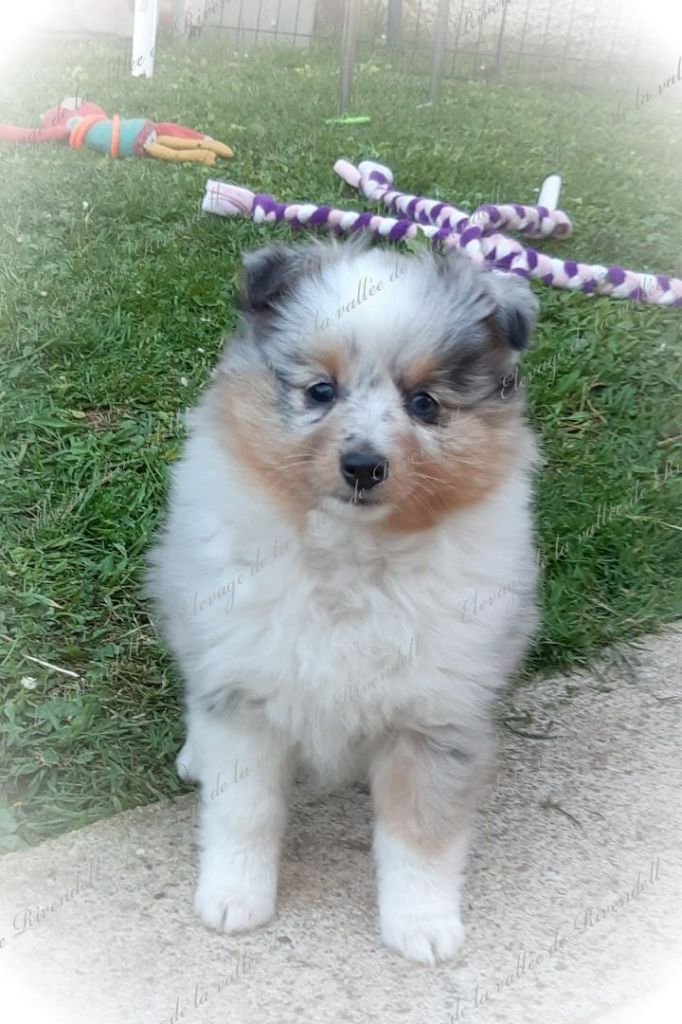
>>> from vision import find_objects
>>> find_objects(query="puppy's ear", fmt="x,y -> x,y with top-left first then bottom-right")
236,244 -> 304,315
434,249 -> 538,352
484,271 -> 539,352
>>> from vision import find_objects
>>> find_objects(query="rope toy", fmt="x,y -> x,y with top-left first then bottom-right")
0,98 -> 233,165
202,158 -> 681,306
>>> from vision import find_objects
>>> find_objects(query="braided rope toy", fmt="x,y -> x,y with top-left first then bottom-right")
202,158 -> 682,306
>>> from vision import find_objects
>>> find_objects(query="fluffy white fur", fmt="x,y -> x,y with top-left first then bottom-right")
148,241 -> 538,964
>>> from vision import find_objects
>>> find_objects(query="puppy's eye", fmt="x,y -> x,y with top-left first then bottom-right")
307,381 -> 336,404
408,391 -> 439,422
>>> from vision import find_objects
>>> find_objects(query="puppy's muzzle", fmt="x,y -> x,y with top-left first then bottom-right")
340,450 -> 389,491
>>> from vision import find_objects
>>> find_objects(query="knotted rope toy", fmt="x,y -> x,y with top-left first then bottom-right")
0,98 -> 233,165
202,158 -> 682,306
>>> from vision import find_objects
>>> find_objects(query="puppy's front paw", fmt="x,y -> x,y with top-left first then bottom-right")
176,740 -> 199,782
194,876 -> 275,934
381,908 -> 465,965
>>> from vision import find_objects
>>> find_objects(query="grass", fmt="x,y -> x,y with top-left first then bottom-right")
0,37 -> 680,852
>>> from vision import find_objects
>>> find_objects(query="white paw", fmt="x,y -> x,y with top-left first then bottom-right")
194,877 -> 275,934
381,909 -> 465,965
176,741 -> 199,781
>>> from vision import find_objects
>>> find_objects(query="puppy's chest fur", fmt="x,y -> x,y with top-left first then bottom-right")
249,538 -> 432,774
167,500 -> 529,779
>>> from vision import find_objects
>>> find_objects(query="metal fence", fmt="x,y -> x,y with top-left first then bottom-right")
186,0 -> 667,109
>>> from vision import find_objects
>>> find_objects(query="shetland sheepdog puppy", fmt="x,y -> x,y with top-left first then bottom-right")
148,239 -> 539,964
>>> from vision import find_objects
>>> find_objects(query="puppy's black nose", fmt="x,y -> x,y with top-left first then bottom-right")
340,451 -> 389,491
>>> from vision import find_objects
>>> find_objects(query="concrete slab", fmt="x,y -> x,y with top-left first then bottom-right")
1,628 -> 681,1024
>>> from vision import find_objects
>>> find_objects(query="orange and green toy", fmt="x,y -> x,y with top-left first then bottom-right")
0,97 -> 233,165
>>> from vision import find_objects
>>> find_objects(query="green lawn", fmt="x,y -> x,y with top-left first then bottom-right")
0,37 -> 680,851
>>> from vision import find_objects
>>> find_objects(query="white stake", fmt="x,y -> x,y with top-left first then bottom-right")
538,174 -> 562,211
132,0 -> 159,78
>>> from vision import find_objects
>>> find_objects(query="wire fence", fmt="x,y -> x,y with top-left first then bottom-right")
184,0 -> 669,106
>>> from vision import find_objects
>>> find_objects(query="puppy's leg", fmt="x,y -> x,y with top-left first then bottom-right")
189,705 -> 294,934
370,724 -> 491,965
176,736 -> 200,781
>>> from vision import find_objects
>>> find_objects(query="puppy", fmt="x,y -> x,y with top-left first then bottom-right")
147,239 -> 539,964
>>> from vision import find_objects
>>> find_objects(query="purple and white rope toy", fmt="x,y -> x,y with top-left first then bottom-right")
202,158 -> 682,306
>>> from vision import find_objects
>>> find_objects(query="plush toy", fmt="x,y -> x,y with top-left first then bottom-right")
202,158 -> 682,306
0,98 -> 233,165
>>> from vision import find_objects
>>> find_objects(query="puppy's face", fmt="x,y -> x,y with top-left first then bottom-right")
212,241 -> 537,531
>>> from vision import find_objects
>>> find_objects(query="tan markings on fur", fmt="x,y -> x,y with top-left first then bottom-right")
315,343 -> 347,382
210,371 -> 311,527
384,406 -> 523,533
372,732 -> 472,857
397,352 -> 444,392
